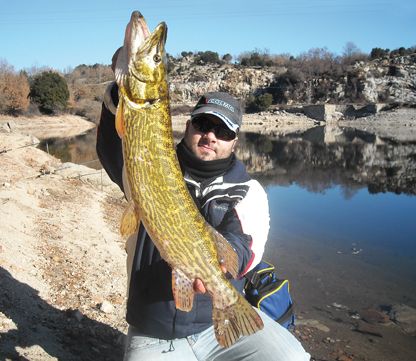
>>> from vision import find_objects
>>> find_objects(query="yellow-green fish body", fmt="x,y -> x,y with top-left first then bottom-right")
115,11 -> 263,347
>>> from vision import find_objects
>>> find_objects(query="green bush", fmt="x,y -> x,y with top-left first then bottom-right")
240,52 -> 272,67
29,71 -> 70,114
270,69 -> 306,104
222,53 -> 233,63
370,47 -> 390,60
194,51 -> 221,65
245,93 -> 273,113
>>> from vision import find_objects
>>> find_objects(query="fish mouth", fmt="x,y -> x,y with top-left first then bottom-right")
128,11 -> 151,55
126,11 -> 167,59
114,11 -> 168,102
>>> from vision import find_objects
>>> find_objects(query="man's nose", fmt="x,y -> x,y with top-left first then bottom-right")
203,130 -> 217,140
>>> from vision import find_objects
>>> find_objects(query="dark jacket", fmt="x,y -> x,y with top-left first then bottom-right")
96,82 -> 269,339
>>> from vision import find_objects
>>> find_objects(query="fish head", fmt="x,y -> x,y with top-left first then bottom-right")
115,11 -> 168,103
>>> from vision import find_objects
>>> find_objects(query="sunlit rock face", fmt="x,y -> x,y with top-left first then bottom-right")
357,55 -> 416,104
167,54 -> 416,105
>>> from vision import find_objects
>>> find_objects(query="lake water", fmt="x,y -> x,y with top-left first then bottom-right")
39,126 -> 416,311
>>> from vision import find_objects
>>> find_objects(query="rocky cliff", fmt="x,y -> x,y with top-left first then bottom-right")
166,54 -> 416,106
168,59 -> 276,103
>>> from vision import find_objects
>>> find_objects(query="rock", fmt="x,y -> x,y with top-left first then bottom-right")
331,302 -> 349,310
360,308 -> 390,324
323,336 -> 336,343
389,304 -> 416,335
296,319 -> 330,333
99,300 -> 114,314
355,321 -> 383,337
337,355 -> 353,361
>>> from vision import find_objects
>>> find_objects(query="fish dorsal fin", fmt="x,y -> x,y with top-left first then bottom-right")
214,232 -> 239,279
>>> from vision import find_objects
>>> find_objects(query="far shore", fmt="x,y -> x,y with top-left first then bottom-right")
1,105 -> 416,144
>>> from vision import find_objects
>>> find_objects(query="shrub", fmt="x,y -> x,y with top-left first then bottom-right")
245,93 -> 273,113
181,51 -> 193,58
0,62 -> 30,115
240,51 -> 273,67
297,47 -> 338,76
370,47 -> 390,60
222,53 -> 233,63
193,51 -> 221,65
29,71 -> 69,114
270,69 -> 306,103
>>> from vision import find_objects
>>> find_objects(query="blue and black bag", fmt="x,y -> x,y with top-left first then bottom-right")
244,260 -> 295,329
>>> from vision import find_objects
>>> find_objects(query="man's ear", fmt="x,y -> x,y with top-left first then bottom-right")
231,137 -> 238,152
185,119 -> 191,133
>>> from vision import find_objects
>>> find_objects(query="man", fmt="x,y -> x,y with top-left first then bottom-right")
97,84 -> 310,360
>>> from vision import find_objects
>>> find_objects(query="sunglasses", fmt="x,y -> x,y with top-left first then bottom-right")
191,117 -> 237,141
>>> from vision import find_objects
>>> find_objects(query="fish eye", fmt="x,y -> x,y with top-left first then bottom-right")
153,54 -> 161,63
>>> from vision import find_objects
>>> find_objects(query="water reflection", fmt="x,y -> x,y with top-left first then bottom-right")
236,127 -> 416,196
39,130 -> 102,169
39,126 -> 416,196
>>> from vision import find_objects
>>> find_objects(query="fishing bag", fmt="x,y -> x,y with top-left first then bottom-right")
244,260 -> 295,329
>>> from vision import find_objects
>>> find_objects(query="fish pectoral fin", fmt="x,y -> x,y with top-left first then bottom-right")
213,294 -> 264,348
120,201 -> 140,237
115,95 -> 126,138
172,268 -> 194,312
214,233 -> 239,279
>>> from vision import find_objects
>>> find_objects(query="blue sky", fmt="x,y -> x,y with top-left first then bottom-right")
1,0 -> 415,72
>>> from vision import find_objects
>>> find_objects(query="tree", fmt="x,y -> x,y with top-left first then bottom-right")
297,47 -> 337,76
222,53 -> 233,63
245,93 -> 273,113
239,50 -> 273,67
29,71 -> 69,114
0,60 -> 30,115
343,42 -> 361,58
181,51 -> 193,58
341,42 -> 367,64
370,47 -> 390,60
194,51 -> 220,64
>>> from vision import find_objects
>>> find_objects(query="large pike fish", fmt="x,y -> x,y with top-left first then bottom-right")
114,11 -> 263,347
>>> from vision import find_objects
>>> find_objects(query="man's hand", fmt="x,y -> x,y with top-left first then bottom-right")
193,265 -> 227,294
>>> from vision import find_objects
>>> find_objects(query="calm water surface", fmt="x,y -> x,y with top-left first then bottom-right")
40,126 -> 416,304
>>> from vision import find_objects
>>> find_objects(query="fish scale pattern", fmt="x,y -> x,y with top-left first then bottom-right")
116,10 -> 263,347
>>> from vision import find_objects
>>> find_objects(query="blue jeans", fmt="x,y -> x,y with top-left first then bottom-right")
123,309 -> 310,361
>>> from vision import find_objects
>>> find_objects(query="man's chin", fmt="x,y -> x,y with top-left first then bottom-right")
197,153 -> 216,161
196,147 -> 216,160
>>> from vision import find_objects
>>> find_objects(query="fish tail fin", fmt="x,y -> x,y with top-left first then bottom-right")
213,294 -> 264,348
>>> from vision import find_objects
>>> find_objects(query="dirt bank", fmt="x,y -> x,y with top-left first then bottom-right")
0,114 -> 96,140
0,118 -> 127,360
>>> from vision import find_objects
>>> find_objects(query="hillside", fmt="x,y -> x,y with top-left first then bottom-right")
61,52 -> 416,125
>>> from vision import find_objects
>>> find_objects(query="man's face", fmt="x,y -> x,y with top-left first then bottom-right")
184,115 -> 238,161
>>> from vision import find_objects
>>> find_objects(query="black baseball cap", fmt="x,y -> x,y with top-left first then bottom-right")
191,92 -> 242,133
